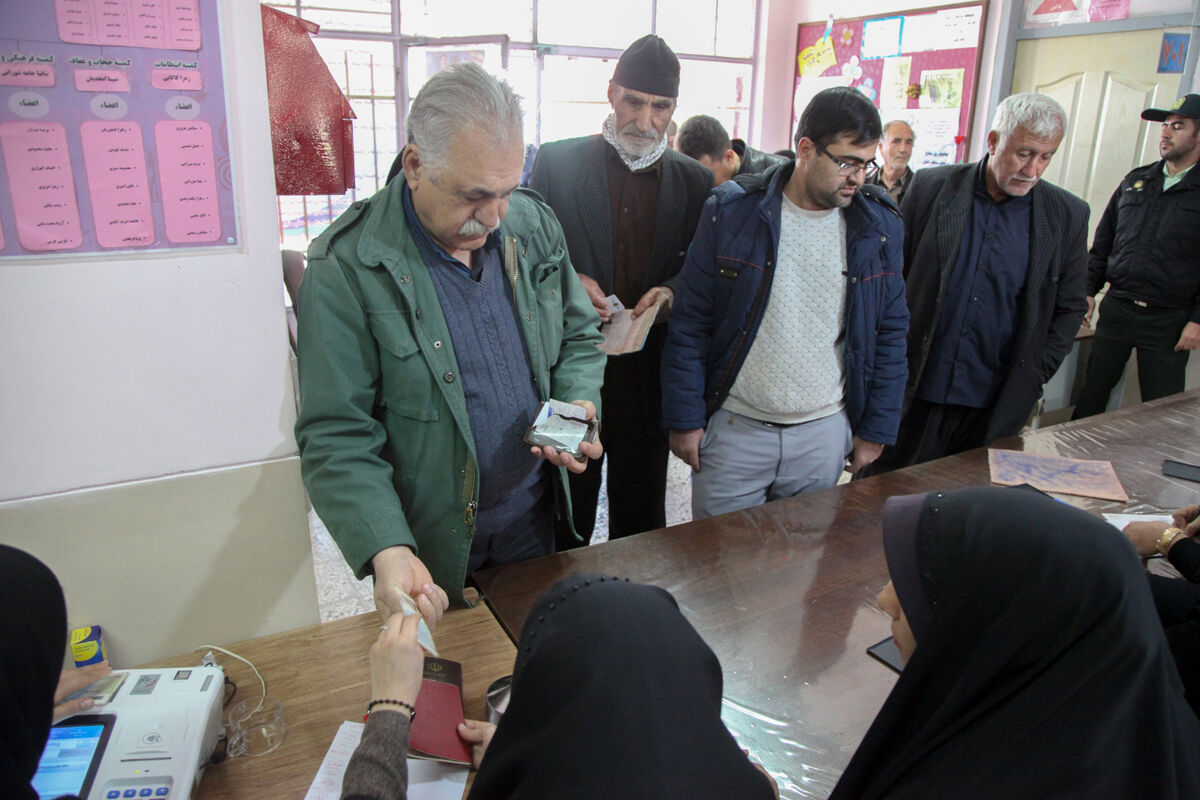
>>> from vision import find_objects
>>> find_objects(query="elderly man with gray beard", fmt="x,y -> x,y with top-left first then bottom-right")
529,35 -> 712,547
294,63 -> 606,629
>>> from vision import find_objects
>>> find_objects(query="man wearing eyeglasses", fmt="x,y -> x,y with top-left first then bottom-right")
661,87 -> 908,518
1071,94 -> 1200,420
865,92 -> 1089,474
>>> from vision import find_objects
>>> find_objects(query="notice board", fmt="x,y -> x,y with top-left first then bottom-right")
0,0 -> 237,258
793,4 -> 986,169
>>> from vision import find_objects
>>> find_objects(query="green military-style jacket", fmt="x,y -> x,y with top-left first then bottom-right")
294,176 -> 605,603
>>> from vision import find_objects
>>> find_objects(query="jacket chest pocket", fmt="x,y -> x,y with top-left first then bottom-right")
368,312 -> 439,421
1158,196 -> 1200,259
1113,189 -> 1147,251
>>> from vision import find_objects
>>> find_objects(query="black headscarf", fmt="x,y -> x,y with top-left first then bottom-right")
467,574 -> 775,800
831,487 -> 1200,800
0,545 -> 68,800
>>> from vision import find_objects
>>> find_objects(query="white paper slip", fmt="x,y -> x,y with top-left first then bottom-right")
604,293 -> 625,313
1103,513 -> 1173,530
305,721 -> 469,800
395,591 -> 439,657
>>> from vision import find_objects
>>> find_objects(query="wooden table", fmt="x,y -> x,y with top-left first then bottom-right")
142,604 -> 516,798
474,390 -> 1200,800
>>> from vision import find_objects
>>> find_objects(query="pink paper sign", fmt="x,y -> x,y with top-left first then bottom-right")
54,0 -> 96,44
74,69 -> 131,92
53,0 -> 202,50
132,0 -> 169,47
155,120 -> 220,242
80,121 -> 154,248
0,121 -> 83,251
0,64 -> 57,88
150,68 -> 202,90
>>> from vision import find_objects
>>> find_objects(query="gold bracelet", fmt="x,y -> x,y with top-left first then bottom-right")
1157,527 -> 1186,556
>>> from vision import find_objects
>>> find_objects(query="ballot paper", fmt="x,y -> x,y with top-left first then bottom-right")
600,302 -> 662,355
304,721 -> 468,800
395,591 -> 439,657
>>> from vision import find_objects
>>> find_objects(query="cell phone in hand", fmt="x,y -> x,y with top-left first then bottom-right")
523,400 -> 599,462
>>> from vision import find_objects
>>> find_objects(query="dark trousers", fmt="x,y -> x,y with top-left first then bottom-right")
560,326 -> 669,550
1072,296 -> 1190,420
862,398 -> 991,477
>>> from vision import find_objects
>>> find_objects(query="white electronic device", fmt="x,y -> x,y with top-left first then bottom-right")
33,666 -> 225,800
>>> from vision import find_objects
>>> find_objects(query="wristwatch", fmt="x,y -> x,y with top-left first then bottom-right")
1156,526 -> 1186,557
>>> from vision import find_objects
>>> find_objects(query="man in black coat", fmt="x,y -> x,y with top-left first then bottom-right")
869,92 -> 1089,473
676,114 -> 788,185
1072,94 -> 1200,419
528,35 -> 711,545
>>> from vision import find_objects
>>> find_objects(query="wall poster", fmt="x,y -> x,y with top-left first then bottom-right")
0,0 -> 238,259
793,4 -> 986,169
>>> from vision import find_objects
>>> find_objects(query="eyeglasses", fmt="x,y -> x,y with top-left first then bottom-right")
813,140 -> 877,176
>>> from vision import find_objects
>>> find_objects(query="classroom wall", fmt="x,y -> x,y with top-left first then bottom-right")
756,0 -> 1005,156
0,0 -> 318,665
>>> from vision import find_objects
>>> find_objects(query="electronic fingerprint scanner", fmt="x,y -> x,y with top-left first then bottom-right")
33,666 -> 225,800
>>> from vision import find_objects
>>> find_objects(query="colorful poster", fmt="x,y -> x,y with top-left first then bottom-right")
1088,0 -> 1131,21
920,68 -> 964,109
879,57 -> 911,110
0,0 -> 236,258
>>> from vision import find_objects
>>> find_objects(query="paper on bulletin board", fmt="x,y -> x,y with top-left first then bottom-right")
900,13 -> 939,53
935,6 -> 983,48
861,17 -> 903,60
879,57 -> 911,110
1088,0 -> 1130,21
794,74 -> 850,127
798,35 -> 837,78
908,108 -> 961,169
920,68 -> 964,109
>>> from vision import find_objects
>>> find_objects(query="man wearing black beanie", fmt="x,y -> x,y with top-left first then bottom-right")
529,35 -> 712,548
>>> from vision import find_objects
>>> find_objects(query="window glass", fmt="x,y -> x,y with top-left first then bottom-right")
400,0 -> 532,39
539,55 -> 617,143
504,49 -> 540,146
656,0 -> 754,57
297,0 -> 393,34
403,42 -> 509,105
538,0 -> 651,49
655,0 -> 717,56
675,59 -> 752,141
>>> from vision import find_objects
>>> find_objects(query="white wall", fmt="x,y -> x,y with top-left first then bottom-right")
0,3 -> 296,502
0,0 -> 318,664
755,0 -> 1005,157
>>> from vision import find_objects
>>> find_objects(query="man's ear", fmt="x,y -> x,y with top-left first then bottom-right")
723,148 -> 738,170
986,130 -> 999,156
607,81 -> 619,107
401,144 -> 422,186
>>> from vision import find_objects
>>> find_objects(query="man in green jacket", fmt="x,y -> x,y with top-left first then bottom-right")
295,63 -> 605,626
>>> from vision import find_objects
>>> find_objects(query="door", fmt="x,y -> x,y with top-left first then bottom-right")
1010,27 -> 1197,410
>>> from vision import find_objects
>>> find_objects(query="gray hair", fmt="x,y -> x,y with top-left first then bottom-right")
991,93 -> 1067,143
406,61 -> 524,172
882,119 -> 914,138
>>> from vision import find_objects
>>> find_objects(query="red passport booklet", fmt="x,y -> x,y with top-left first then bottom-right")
408,657 -> 472,765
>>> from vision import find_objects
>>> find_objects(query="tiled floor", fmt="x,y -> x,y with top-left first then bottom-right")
310,455 -> 697,621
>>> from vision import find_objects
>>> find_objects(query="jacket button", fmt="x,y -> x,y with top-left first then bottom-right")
850,276 -> 858,284
399,274 -> 411,284
525,313 -> 533,321
449,528 -> 456,536
433,340 -> 442,349
444,372 -> 455,383
921,334 -> 929,343
880,235 -> 887,242
551,289 -> 557,296
415,309 -> 422,320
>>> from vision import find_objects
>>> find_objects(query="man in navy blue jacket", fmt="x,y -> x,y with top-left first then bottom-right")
662,87 -> 908,519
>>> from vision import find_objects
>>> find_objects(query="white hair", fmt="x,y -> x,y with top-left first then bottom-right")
406,62 -> 524,172
991,93 -> 1067,143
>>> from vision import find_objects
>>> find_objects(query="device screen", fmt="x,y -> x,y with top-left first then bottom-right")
31,713 -> 114,800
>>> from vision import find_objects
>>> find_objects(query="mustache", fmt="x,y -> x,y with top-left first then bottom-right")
458,218 -> 496,237
619,123 -> 659,140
